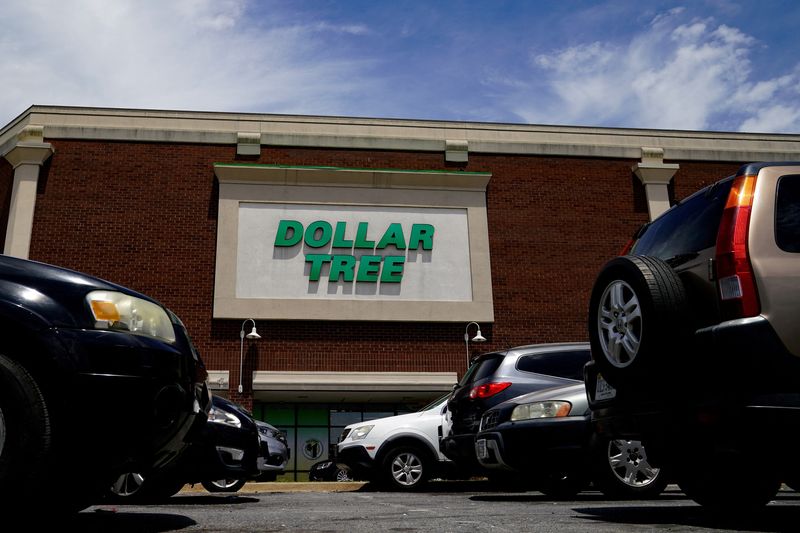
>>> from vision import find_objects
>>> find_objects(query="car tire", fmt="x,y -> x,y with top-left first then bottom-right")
381,445 -> 430,491
109,472 -> 148,499
109,471 -> 186,502
334,464 -> 354,482
201,478 -> 247,493
538,473 -> 586,499
0,354 -> 53,507
784,480 -> 800,492
592,437 -> 668,499
678,462 -> 781,510
588,255 -> 688,387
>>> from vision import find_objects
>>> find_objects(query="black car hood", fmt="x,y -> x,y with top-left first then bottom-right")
0,255 -> 166,328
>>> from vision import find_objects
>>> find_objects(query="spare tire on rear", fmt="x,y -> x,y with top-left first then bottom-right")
587,255 -> 688,387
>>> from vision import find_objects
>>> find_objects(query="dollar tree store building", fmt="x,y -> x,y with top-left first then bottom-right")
3,106 -> 799,479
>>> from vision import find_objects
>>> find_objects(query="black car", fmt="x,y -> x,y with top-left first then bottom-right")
0,255 -> 210,513
109,394 -> 263,499
475,382 -> 667,499
441,342 -> 590,473
309,460 -> 356,482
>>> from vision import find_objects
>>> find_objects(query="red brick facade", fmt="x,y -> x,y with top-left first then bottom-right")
23,139 -> 742,394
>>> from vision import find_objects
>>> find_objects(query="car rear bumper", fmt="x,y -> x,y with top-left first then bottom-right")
587,315 -> 800,410
441,433 -> 481,469
475,416 -> 590,473
585,315 -> 800,467
693,316 -> 799,381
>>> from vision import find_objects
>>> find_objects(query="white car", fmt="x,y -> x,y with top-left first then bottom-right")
336,394 -> 456,490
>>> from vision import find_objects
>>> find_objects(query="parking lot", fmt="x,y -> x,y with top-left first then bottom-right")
62,481 -> 800,532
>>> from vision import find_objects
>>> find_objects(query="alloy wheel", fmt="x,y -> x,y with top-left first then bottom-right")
335,467 -> 354,482
390,452 -> 423,486
111,472 -> 146,497
209,478 -> 241,490
597,280 -> 642,368
607,439 -> 660,488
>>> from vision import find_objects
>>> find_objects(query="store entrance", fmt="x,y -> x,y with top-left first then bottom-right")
253,402 -> 422,481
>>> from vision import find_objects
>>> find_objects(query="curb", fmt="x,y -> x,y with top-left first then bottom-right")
180,481 -> 368,494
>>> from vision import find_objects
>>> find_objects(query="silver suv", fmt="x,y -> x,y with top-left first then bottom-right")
584,162 -> 800,510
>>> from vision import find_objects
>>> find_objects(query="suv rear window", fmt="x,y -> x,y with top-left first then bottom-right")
632,179 -> 733,262
516,350 -> 590,381
459,353 -> 504,385
776,175 -> 800,253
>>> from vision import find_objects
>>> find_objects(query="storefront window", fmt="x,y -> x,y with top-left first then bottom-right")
259,402 -> 416,481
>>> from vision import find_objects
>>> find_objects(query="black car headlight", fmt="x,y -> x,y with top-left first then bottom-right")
87,290 -> 175,343
259,425 -> 288,444
510,401 -> 572,421
208,406 -> 242,428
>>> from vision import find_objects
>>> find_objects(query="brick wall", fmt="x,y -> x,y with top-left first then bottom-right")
25,139 -> 743,388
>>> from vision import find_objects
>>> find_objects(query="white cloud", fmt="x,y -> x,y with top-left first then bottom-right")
739,105 -> 800,133
2,2 -> 798,133
0,0 -> 377,125
311,21 -> 371,35
514,10 -> 800,132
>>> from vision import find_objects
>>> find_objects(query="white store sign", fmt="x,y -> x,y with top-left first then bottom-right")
213,163 -> 494,322
236,203 -> 472,301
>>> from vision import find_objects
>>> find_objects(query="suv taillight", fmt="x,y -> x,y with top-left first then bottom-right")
469,382 -> 512,399
715,173 -> 760,319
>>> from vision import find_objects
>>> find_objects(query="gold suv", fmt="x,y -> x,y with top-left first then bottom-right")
584,162 -> 800,510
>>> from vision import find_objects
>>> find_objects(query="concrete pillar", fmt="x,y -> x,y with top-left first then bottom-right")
632,147 -> 679,221
3,126 -> 54,258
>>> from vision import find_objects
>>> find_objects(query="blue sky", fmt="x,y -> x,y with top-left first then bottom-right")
2,0 -> 799,133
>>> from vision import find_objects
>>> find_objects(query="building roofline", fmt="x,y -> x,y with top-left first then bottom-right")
3,105 -> 800,162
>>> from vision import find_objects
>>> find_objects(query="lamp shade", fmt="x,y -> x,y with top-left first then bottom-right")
471,330 -> 487,343
246,326 -> 261,339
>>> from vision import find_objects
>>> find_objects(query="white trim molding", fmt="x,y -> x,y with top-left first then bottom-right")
251,370 -> 459,403
4,106 -> 800,163
252,370 -> 458,392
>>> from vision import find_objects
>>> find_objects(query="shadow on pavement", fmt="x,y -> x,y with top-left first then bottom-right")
574,504 -> 800,533
98,494 -> 260,507
469,485 -> 691,503
356,478 -> 513,493
34,511 -> 196,533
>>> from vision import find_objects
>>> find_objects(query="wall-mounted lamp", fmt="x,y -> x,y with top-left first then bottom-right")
464,321 -> 486,369
238,318 -> 261,393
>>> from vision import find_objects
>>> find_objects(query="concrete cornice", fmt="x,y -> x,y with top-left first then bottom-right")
252,371 -> 458,391
4,142 -> 54,168
3,105 -> 800,162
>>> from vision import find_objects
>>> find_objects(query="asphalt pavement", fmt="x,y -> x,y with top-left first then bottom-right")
71,482 -> 800,533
